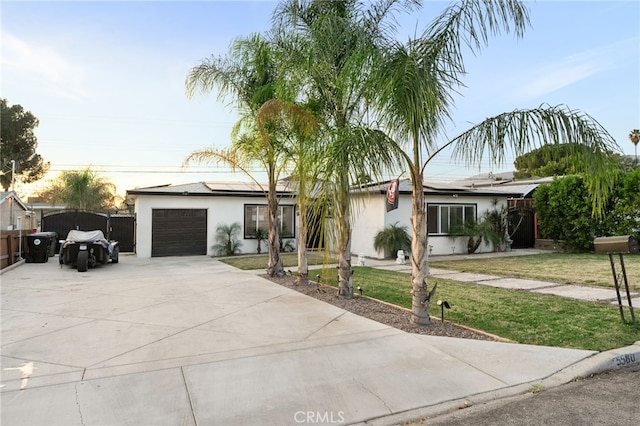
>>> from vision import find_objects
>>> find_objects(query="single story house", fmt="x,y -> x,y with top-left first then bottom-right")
350,179 -> 522,258
127,179 -> 520,258
1,192 -> 36,231
127,181 -> 296,258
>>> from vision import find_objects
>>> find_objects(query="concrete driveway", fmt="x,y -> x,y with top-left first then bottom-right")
1,255 -> 600,425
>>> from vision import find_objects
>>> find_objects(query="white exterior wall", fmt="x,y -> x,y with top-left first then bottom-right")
428,197 -> 506,257
351,193 -> 509,258
351,193 -> 412,258
134,195 -> 296,258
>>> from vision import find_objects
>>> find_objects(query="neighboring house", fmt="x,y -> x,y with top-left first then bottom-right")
0,192 -> 35,231
350,179 -> 522,258
127,181 -> 297,258
23,199 -> 67,231
127,179 -> 521,259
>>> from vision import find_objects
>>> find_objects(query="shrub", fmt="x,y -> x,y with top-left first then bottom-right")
213,222 -> 242,256
373,222 -> 411,258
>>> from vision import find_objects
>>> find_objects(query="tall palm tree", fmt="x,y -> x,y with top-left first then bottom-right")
254,98 -> 320,284
629,129 -> 640,162
185,33 -> 288,276
273,0 -> 412,298
373,0 -> 621,324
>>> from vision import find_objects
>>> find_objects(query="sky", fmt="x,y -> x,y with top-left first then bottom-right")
2,0 -> 639,198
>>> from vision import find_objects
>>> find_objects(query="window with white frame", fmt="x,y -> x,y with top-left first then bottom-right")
244,204 -> 296,238
427,203 -> 476,235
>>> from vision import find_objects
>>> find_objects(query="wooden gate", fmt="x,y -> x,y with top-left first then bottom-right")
42,211 -> 135,252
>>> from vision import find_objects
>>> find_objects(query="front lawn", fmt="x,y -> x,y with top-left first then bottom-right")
219,251 -> 640,351
430,253 -> 640,290
318,266 -> 640,352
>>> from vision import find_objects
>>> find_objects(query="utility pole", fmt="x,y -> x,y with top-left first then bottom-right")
9,160 -> 16,229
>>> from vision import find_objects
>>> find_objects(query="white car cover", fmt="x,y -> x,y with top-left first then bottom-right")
65,230 -> 107,242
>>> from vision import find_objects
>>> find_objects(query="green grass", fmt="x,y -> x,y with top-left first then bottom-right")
220,252 -> 640,351
430,253 -> 640,290
316,266 -> 640,352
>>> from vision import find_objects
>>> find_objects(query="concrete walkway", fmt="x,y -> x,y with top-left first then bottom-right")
363,249 -> 640,307
1,255 -> 639,425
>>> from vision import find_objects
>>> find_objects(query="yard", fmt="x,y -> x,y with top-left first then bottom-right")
220,252 -> 640,351
430,253 -> 640,290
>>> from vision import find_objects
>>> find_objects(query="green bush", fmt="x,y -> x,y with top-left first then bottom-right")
373,222 -> 411,258
534,171 -> 640,251
213,222 -> 243,256
534,176 -> 596,251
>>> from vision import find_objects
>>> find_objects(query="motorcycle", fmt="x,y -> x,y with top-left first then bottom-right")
59,230 -> 119,272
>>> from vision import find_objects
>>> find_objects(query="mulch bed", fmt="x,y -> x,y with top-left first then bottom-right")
262,274 -> 503,342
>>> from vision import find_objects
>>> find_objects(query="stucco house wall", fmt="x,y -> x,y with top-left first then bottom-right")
129,180 -> 518,259
350,181 -> 516,258
129,182 -> 297,258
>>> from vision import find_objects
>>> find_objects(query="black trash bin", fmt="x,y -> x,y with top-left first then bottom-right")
26,232 -> 57,263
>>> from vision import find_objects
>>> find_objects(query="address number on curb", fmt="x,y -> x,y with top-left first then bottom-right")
612,352 -> 639,368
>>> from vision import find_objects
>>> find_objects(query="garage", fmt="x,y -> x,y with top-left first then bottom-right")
152,209 -> 207,257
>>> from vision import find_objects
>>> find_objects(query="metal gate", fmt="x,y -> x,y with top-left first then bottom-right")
42,211 -> 135,252
508,207 -> 535,249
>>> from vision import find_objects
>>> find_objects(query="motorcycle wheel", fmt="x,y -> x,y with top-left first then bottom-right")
77,251 -> 89,272
111,246 -> 119,263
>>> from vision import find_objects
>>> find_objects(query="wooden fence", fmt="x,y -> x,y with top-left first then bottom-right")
0,231 -> 28,270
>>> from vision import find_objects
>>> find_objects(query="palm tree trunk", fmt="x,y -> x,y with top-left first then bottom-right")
296,218 -> 309,284
266,179 -> 283,277
336,176 -> 353,298
410,174 -> 431,324
296,202 -> 309,285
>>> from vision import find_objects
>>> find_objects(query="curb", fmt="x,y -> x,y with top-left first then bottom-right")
0,259 -> 25,275
357,341 -> 640,426
540,340 -> 640,387
355,340 -> 640,426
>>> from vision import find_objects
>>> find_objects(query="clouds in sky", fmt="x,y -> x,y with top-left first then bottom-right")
514,38 -> 632,102
1,30 -> 88,101
1,0 -> 638,196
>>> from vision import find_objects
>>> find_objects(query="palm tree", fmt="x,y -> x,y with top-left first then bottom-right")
185,33 -> 288,276
372,0 -> 621,324
213,222 -> 242,256
273,0 -> 411,298
373,222 -> 411,259
257,98 -> 322,284
46,167 -> 117,211
629,129 -> 640,162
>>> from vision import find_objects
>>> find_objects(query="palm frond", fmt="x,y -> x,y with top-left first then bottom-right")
450,104 -> 622,217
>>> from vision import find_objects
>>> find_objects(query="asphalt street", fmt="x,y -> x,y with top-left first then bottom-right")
413,364 -> 640,426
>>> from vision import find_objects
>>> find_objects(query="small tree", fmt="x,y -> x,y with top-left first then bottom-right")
213,223 -> 242,256
253,228 -> 267,254
373,223 -> 411,259
37,167 -> 117,211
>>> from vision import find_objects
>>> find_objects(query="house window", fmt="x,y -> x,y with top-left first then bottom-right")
244,204 -> 296,238
427,204 -> 476,235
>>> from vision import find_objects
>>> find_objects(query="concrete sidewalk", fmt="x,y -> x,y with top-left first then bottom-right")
363,250 -> 640,306
1,255 -> 638,425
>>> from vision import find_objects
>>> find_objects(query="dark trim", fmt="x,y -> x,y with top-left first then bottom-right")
127,189 -> 295,198
243,204 -> 296,239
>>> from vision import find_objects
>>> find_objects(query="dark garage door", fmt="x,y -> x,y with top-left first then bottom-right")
152,209 -> 207,257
